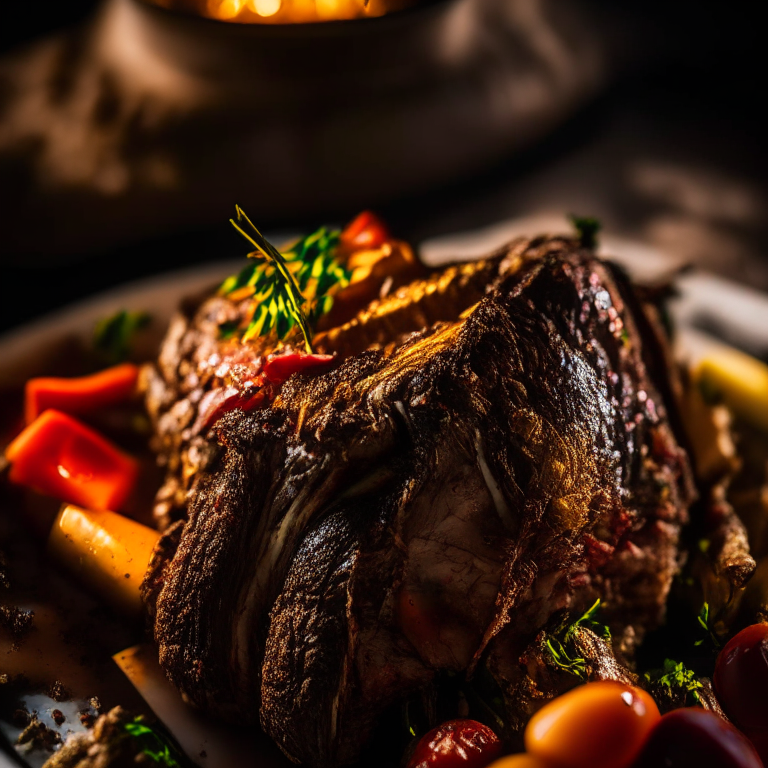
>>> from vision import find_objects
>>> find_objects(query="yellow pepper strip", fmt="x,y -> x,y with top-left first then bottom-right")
47,504 -> 160,619
694,346 -> 768,432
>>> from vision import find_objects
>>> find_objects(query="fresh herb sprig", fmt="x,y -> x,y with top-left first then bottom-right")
644,658 -> 704,705
221,206 -> 351,351
94,310 -> 151,364
695,602 -> 722,649
545,599 -> 612,681
570,214 -> 601,249
123,717 -> 187,766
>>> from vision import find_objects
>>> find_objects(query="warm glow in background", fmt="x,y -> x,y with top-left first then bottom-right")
147,0 -> 414,23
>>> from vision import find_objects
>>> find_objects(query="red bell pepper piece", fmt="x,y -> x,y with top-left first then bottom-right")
25,363 -> 140,425
194,385 -> 268,432
340,211 -> 391,251
5,409 -> 139,511
262,353 -> 335,386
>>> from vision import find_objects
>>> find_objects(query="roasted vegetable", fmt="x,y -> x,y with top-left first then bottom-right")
5,410 -> 139,512
48,504 -> 160,617
25,363 -> 139,425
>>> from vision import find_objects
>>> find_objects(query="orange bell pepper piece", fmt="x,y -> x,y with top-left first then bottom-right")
5,409 -> 139,511
25,362 -> 139,425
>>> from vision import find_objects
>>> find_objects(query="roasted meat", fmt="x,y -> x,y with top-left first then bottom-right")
142,235 -> 696,766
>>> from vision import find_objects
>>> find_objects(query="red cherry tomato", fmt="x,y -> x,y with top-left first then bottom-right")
631,708 -> 763,768
407,720 -> 502,768
714,623 -> 768,734
525,681 -> 660,768
744,729 -> 768,766
339,210 -> 391,250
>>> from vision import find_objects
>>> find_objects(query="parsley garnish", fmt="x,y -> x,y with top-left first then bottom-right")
569,214 -> 601,249
221,206 -> 351,351
545,599 -> 611,680
644,659 -> 703,705
94,310 -> 151,364
123,717 -> 185,766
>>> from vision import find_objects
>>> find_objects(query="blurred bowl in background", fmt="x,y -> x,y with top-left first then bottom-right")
0,0 -> 604,261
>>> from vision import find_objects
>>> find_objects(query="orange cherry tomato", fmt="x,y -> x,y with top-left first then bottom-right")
5,409 -> 139,512
486,756 -> 550,768
525,682 -> 660,768
339,210 -> 391,251
407,720 -> 502,768
25,363 -> 139,425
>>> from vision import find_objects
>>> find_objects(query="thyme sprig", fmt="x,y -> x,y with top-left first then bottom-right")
221,206 -> 351,351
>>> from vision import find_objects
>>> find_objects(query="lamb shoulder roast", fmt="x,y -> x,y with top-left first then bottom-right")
141,232 -> 697,766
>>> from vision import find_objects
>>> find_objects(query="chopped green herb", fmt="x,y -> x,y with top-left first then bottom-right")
545,636 -> 589,680
569,214 -> 602,249
644,659 -> 703,705
695,602 -> 722,649
123,717 -> 186,767
94,310 -> 151,364
545,599 -> 611,680
569,598 -> 612,643
221,206 -> 351,351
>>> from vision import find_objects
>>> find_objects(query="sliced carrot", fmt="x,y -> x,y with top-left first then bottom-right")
25,362 -> 140,425
48,504 -> 160,617
6,409 -> 139,511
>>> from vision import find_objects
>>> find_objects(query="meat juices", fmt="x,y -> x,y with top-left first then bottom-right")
141,235 -> 696,767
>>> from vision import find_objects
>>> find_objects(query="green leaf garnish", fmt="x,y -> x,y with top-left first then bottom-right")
545,599 -> 611,680
644,659 -> 704,704
545,636 -> 589,680
569,214 -> 601,249
695,602 -> 722,649
221,206 -> 351,352
123,717 -> 186,766
94,310 -> 151,364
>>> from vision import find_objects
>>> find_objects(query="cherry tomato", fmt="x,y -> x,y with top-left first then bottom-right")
714,623 -> 768,734
339,210 -> 391,250
744,729 -> 768,766
407,720 -> 503,768
631,708 -> 762,768
525,681 -> 660,768
486,756 -> 549,768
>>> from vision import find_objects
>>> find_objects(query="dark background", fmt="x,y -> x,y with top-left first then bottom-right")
0,0 -> 765,334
